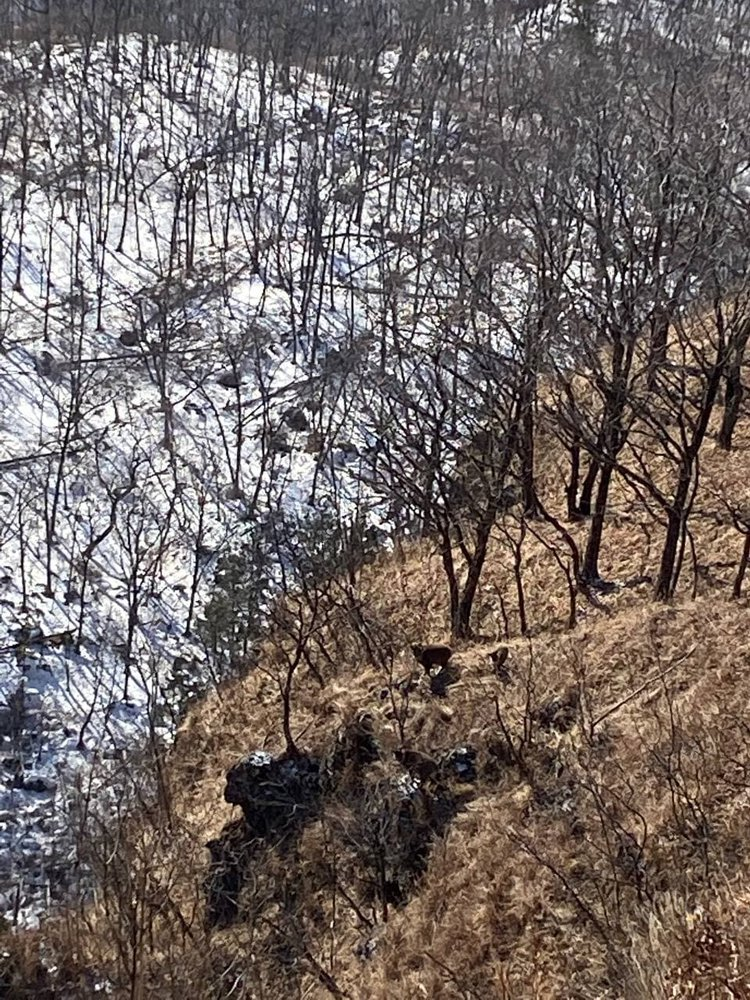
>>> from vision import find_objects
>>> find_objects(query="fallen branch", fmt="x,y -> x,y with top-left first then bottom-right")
590,644 -> 697,730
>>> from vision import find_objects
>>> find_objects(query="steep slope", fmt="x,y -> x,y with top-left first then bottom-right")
3,0 -> 748,926
5,424 -> 750,998
0,32 -> 451,921
3,1 -> 750,990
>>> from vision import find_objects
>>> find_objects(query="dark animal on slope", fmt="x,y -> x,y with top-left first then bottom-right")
411,643 -> 452,674
430,661 -> 461,696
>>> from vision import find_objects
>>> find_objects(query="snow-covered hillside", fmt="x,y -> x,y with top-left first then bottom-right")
0,0 -> 712,926
0,33 -> 467,923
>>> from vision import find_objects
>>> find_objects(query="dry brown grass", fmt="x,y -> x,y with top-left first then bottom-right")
12,559 -> 750,997
6,344 -> 750,998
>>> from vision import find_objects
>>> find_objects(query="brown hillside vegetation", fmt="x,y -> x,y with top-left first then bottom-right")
5,405 -> 750,999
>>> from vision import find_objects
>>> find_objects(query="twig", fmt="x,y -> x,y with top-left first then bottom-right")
591,644 -> 696,730
424,951 -> 482,1000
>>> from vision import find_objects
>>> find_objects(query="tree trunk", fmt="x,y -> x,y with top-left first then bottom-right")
453,518 -> 492,639
647,307 -> 669,389
520,398 -> 538,518
440,529 -> 460,634
282,657 -> 300,757
654,471 -> 692,600
578,458 -> 599,517
512,520 -> 528,636
581,463 -> 613,582
734,532 -> 750,599
566,441 -> 581,520
656,361 -> 723,598
718,361 -> 742,450
720,320 -> 750,450
654,507 -> 683,600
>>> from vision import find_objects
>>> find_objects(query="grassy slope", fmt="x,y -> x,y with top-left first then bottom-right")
6,391 -> 750,998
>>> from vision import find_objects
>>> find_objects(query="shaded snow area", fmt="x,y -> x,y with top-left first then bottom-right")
0,34 -> 483,924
